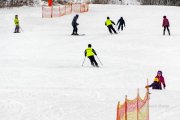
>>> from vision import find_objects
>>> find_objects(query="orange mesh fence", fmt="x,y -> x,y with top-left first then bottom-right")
42,3 -> 89,18
117,90 -> 149,120
59,6 -> 66,16
52,6 -> 60,17
127,98 -> 138,120
42,6 -> 52,18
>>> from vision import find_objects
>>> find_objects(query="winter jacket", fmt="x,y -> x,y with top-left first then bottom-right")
85,48 -> 97,57
14,18 -> 19,25
117,18 -> 125,26
155,76 -> 166,89
105,20 -> 115,26
72,15 -> 79,26
162,18 -> 169,27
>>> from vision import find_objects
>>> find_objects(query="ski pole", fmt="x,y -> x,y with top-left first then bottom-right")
96,55 -> 103,66
20,26 -> 23,32
82,57 -> 86,66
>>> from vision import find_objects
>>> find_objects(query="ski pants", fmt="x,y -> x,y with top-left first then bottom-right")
118,24 -> 124,31
72,25 -> 78,34
88,56 -> 98,67
163,26 -> 170,35
14,25 -> 19,33
107,25 -> 117,34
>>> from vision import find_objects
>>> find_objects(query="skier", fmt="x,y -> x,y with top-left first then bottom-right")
14,15 -> 20,33
105,17 -> 117,34
155,70 -> 166,89
84,44 -> 99,67
71,14 -> 79,35
162,16 -> 170,36
117,17 -> 125,31
146,71 -> 166,90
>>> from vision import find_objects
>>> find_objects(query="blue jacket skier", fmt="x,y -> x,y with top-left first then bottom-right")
72,14 -> 79,35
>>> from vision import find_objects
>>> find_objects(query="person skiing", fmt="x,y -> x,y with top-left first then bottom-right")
105,17 -> 117,34
84,44 -> 99,67
162,16 -> 170,36
71,14 -> 79,35
146,70 -> 166,90
117,17 -> 125,31
14,15 -> 20,33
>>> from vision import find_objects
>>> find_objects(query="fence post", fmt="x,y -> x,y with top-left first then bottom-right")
125,95 -> 127,120
80,4 -> 81,13
42,7 -> 43,18
116,101 -> 120,120
51,6 -> 53,18
59,6 -> 60,16
137,88 -> 139,120
147,79 -> 150,120
71,4 -> 72,13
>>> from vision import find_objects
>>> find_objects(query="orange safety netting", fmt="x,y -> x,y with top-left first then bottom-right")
117,91 -> 149,120
42,3 -> 89,18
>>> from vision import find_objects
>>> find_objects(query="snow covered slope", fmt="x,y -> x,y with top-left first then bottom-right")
0,5 -> 180,120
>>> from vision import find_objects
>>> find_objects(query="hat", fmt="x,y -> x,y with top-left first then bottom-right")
88,44 -> 92,47
107,17 -> 110,19
157,70 -> 162,75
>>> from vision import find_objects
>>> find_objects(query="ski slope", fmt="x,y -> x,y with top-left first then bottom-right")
0,4 -> 180,120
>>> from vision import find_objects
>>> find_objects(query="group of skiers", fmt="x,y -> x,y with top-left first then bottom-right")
105,16 -> 126,34
13,14 -> 168,90
14,14 -> 171,36
71,14 -> 126,35
70,14 -> 170,36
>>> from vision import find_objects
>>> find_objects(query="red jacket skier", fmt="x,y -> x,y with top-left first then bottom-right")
162,16 -> 170,35
155,71 -> 166,89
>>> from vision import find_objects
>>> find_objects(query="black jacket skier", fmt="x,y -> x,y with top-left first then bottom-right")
72,14 -> 79,35
117,17 -> 125,31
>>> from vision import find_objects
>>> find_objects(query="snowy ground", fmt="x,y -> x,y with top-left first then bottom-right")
0,4 -> 180,120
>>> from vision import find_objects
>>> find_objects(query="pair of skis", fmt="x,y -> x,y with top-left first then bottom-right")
71,34 -> 85,36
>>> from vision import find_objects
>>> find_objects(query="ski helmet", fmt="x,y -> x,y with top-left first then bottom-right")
157,70 -> 162,75
88,44 -> 92,47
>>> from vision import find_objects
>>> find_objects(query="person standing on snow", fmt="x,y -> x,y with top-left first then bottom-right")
105,17 -> 117,34
14,15 -> 20,33
71,14 -> 79,35
117,17 -> 125,31
162,16 -> 170,36
84,44 -> 99,67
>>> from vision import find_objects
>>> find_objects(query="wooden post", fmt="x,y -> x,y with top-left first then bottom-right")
137,88 -> 139,120
125,95 -> 127,120
147,79 -> 150,120
116,101 -> 120,120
